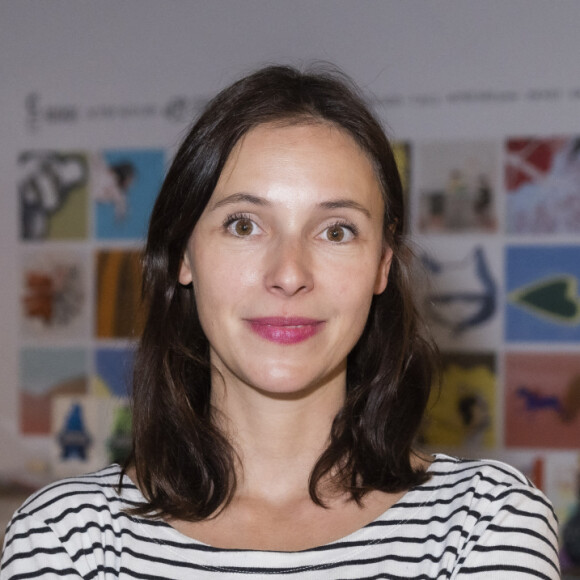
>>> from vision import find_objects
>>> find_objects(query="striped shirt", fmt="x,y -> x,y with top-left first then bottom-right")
1,454 -> 560,579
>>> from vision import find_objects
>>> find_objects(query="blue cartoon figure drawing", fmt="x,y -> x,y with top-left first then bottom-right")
57,402 -> 92,460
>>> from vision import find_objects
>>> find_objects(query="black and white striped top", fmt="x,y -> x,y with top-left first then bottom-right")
1,454 -> 560,579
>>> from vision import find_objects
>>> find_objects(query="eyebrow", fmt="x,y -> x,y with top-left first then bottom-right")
210,193 -> 270,211
318,199 -> 371,218
210,193 -> 372,218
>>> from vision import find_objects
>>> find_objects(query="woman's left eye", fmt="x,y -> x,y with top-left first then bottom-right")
321,223 -> 357,243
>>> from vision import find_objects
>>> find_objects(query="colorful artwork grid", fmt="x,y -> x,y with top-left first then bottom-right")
18,148 -> 164,471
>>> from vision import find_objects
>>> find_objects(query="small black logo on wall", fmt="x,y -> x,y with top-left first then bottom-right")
163,96 -> 207,123
24,92 -> 207,132
25,93 -> 79,132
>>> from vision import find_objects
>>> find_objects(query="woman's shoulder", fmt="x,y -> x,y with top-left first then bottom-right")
417,454 -> 560,577
12,464 -> 137,525
2,466 -> 158,577
424,453 -> 556,523
426,452 -> 548,498
428,452 -> 535,487
427,452 -> 546,492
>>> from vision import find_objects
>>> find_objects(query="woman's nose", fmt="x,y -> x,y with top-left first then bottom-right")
264,237 -> 314,297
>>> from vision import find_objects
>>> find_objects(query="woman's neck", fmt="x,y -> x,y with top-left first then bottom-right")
211,374 -> 346,504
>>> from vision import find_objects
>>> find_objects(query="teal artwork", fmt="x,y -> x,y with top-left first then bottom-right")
506,246 -> 580,341
94,149 -> 164,241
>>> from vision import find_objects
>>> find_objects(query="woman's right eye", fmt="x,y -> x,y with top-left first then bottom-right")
224,215 -> 260,237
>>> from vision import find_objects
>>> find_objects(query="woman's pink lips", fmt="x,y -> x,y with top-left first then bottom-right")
246,317 -> 324,344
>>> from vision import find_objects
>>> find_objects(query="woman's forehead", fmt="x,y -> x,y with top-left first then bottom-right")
212,122 -> 384,210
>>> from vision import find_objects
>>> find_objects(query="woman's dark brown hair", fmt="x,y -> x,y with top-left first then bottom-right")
126,64 -> 437,520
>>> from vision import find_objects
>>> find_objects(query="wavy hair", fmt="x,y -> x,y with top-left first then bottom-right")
126,64 -> 437,520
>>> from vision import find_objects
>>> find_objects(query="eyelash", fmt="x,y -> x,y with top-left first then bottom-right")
223,212 -> 254,229
224,213 -> 254,227
326,220 -> 359,238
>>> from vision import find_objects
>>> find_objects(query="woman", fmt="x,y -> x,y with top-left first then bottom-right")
1,65 -> 559,579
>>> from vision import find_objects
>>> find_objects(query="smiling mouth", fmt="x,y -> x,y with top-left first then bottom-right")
246,318 -> 324,344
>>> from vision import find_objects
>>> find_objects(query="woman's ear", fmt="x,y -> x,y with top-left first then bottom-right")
374,247 -> 393,295
178,251 -> 193,286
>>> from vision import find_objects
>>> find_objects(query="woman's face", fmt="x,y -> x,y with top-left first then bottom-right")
179,122 -> 391,399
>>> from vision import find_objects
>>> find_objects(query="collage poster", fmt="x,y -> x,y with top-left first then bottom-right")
18,148 -> 164,473
14,135 -> 580,573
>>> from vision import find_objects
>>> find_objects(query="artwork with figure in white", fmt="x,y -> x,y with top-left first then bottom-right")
19,151 -> 88,240
417,240 -> 501,350
417,141 -> 498,233
506,136 -> 580,234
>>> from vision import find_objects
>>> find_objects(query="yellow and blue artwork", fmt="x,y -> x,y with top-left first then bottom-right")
94,347 -> 134,398
421,352 -> 496,449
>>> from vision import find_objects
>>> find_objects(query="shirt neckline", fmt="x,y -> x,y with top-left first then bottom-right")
118,453 -> 455,568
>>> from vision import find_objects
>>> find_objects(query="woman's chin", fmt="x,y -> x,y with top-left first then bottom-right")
243,364 -> 346,401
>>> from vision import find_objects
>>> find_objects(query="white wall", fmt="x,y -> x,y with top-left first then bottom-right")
1,0 -> 579,484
